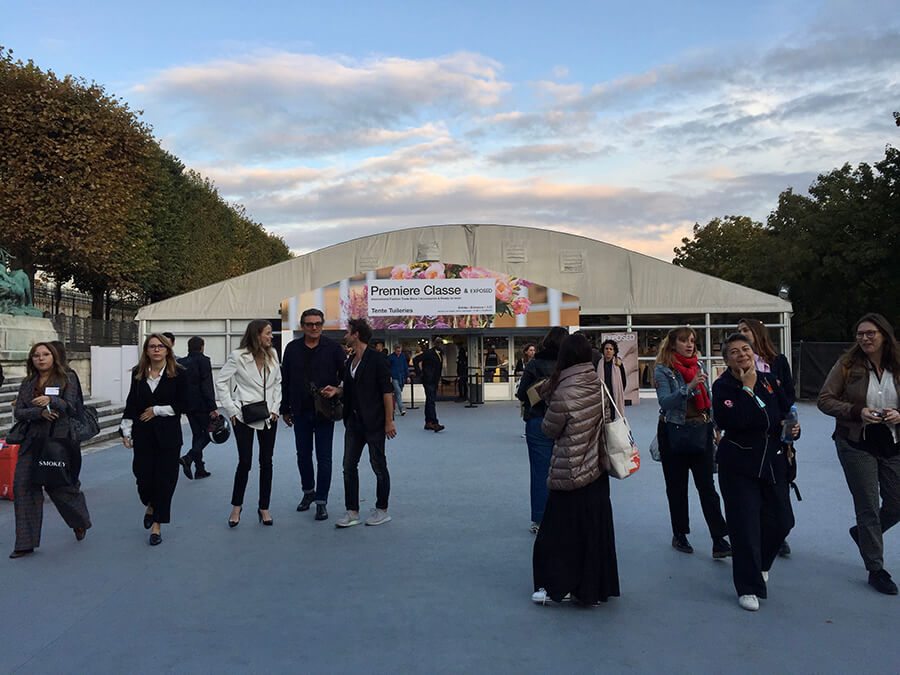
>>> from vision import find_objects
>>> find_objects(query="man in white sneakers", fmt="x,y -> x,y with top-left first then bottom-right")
323,318 -> 396,528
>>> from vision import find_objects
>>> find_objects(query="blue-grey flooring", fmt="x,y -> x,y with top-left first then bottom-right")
0,399 -> 897,674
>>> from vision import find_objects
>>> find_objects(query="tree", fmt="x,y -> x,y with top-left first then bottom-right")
672,216 -> 773,291
674,147 -> 900,340
0,46 -> 155,316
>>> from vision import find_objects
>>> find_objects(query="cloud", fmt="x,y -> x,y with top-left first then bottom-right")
487,142 -> 614,165
134,50 -> 511,161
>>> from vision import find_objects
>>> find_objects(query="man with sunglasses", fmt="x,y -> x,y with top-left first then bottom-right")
280,308 -> 347,521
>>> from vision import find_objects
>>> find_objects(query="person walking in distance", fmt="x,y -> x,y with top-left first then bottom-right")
177,336 -> 218,480
328,319 -> 397,528
414,338 -> 444,432
388,345 -> 410,416
280,308 -> 346,521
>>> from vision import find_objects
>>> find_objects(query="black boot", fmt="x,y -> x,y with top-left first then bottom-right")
315,503 -> 328,521
672,533 -> 693,553
297,492 -> 316,512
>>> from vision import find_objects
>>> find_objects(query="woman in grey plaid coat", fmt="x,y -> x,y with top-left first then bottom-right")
10,342 -> 91,559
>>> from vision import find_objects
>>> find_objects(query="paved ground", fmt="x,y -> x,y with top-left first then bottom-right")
1,398 -> 897,674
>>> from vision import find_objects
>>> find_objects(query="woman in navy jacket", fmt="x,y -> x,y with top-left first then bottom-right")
713,333 -> 799,611
120,334 -> 187,546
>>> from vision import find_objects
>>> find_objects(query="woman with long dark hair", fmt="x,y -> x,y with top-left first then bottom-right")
216,320 -> 282,528
120,334 -> 186,546
737,318 -> 796,557
713,333 -> 798,611
818,313 -> 900,595
531,333 -> 619,605
9,342 -> 91,558
516,326 -> 568,534
654,326 -> 730,558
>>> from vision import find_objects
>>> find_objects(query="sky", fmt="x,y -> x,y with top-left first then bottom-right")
5,0 -> 900,260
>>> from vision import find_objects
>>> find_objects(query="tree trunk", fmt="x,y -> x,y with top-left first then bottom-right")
54,279 -> 63,315
91,287 -> 106,319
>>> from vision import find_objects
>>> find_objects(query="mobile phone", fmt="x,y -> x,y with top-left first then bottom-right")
871,410 -> 883,418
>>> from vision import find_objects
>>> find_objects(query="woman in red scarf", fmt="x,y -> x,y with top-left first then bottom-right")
654,327 -> 731,558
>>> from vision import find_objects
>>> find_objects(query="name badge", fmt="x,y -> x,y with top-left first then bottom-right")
45,387 -> 60,396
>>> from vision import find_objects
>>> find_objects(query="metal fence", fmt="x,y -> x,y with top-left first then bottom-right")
49,314 -> 138,351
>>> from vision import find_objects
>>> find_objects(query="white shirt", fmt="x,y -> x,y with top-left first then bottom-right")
867,366 -> 898,443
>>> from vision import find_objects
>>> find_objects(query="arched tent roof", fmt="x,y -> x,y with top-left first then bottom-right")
135,224 -> 790,320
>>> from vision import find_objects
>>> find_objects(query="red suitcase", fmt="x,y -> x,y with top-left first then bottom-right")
0,440 -> 19,500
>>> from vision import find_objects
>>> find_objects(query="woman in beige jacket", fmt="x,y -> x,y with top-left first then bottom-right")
532,334 -> 620,606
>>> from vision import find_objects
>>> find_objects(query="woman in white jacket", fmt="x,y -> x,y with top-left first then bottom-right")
216,320 -> 282,527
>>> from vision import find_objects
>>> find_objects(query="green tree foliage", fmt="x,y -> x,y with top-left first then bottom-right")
674,147 -> 900,340
672,216 -> 772,291
0,46 -> 155,313
0,47 -> 291,317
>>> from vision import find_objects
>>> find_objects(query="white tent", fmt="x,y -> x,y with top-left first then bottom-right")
136,223 -> 790,321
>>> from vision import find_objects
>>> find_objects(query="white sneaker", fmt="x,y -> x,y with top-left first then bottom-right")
400,410 -> 406,416
531,589 -> 571,605
738,594 -> 759,611
365,508 -> 392,526
761,570 -> 769,582
531,588 -> 552,605
335,511 -> 360,528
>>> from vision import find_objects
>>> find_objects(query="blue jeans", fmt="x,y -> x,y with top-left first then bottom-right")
525,416 -> 553,523
423,382 -> 438,423
392,377 -> 406,412
292,408 -> 335,504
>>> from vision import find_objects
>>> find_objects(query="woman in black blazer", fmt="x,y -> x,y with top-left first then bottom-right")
120,333 -> 186,546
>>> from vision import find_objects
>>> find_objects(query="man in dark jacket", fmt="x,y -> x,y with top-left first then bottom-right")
413,339 -> 445,432
280,308 -> 346,521
324,318 -> 396,528
177,336 -> 218,479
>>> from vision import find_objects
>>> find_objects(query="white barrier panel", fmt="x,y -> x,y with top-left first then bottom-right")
91,345 -> 140,403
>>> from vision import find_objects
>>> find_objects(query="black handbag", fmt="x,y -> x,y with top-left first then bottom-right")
310,382 -> 343,421
667,420 -> 710,453
240,364 -> 270,424
71,404 -> 100,442
32,423 -> 73,489
5,419 -> 28,445
305,358 -> 343,421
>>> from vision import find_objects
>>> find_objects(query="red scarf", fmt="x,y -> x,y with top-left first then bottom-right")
671,353 -> 711,410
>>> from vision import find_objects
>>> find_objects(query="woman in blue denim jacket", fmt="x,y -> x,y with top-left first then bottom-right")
654,326 -> 730,558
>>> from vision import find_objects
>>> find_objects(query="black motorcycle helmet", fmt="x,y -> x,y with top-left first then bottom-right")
209,415 -> 230,444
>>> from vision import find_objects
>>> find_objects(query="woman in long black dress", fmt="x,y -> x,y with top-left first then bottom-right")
532,334 -> 619,605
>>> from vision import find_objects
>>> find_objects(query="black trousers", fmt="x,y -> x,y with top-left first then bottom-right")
133,440 -> 180,524
185,412 -> 211,467
718,468 -> 794,597
659,420 -> 727,538
232,421 -> 277,510
343,421 -> 390,512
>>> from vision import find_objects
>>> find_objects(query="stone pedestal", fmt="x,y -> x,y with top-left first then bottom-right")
0,315 -> 59,377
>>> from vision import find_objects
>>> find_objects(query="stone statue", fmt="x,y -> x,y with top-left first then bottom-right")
0,247 -> 42,317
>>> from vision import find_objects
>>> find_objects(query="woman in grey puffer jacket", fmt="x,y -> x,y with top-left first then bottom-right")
532,334 -> 620,606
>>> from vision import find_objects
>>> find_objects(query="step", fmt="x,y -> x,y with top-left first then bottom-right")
0,400 -> 122,428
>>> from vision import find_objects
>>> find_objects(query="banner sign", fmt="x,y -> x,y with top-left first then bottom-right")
368,279 -> 496,317
602,332 -> 640,406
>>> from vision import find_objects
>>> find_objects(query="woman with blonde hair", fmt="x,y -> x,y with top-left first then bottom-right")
654,327 -> 730,558
818,313 -> 900,595
120,334 -> 186,546
9,342 -> 91,558
216,320 -> 282,527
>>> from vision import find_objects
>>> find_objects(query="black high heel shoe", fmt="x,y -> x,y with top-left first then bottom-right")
229,506 -> 242,528
258,508 -> 274,526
